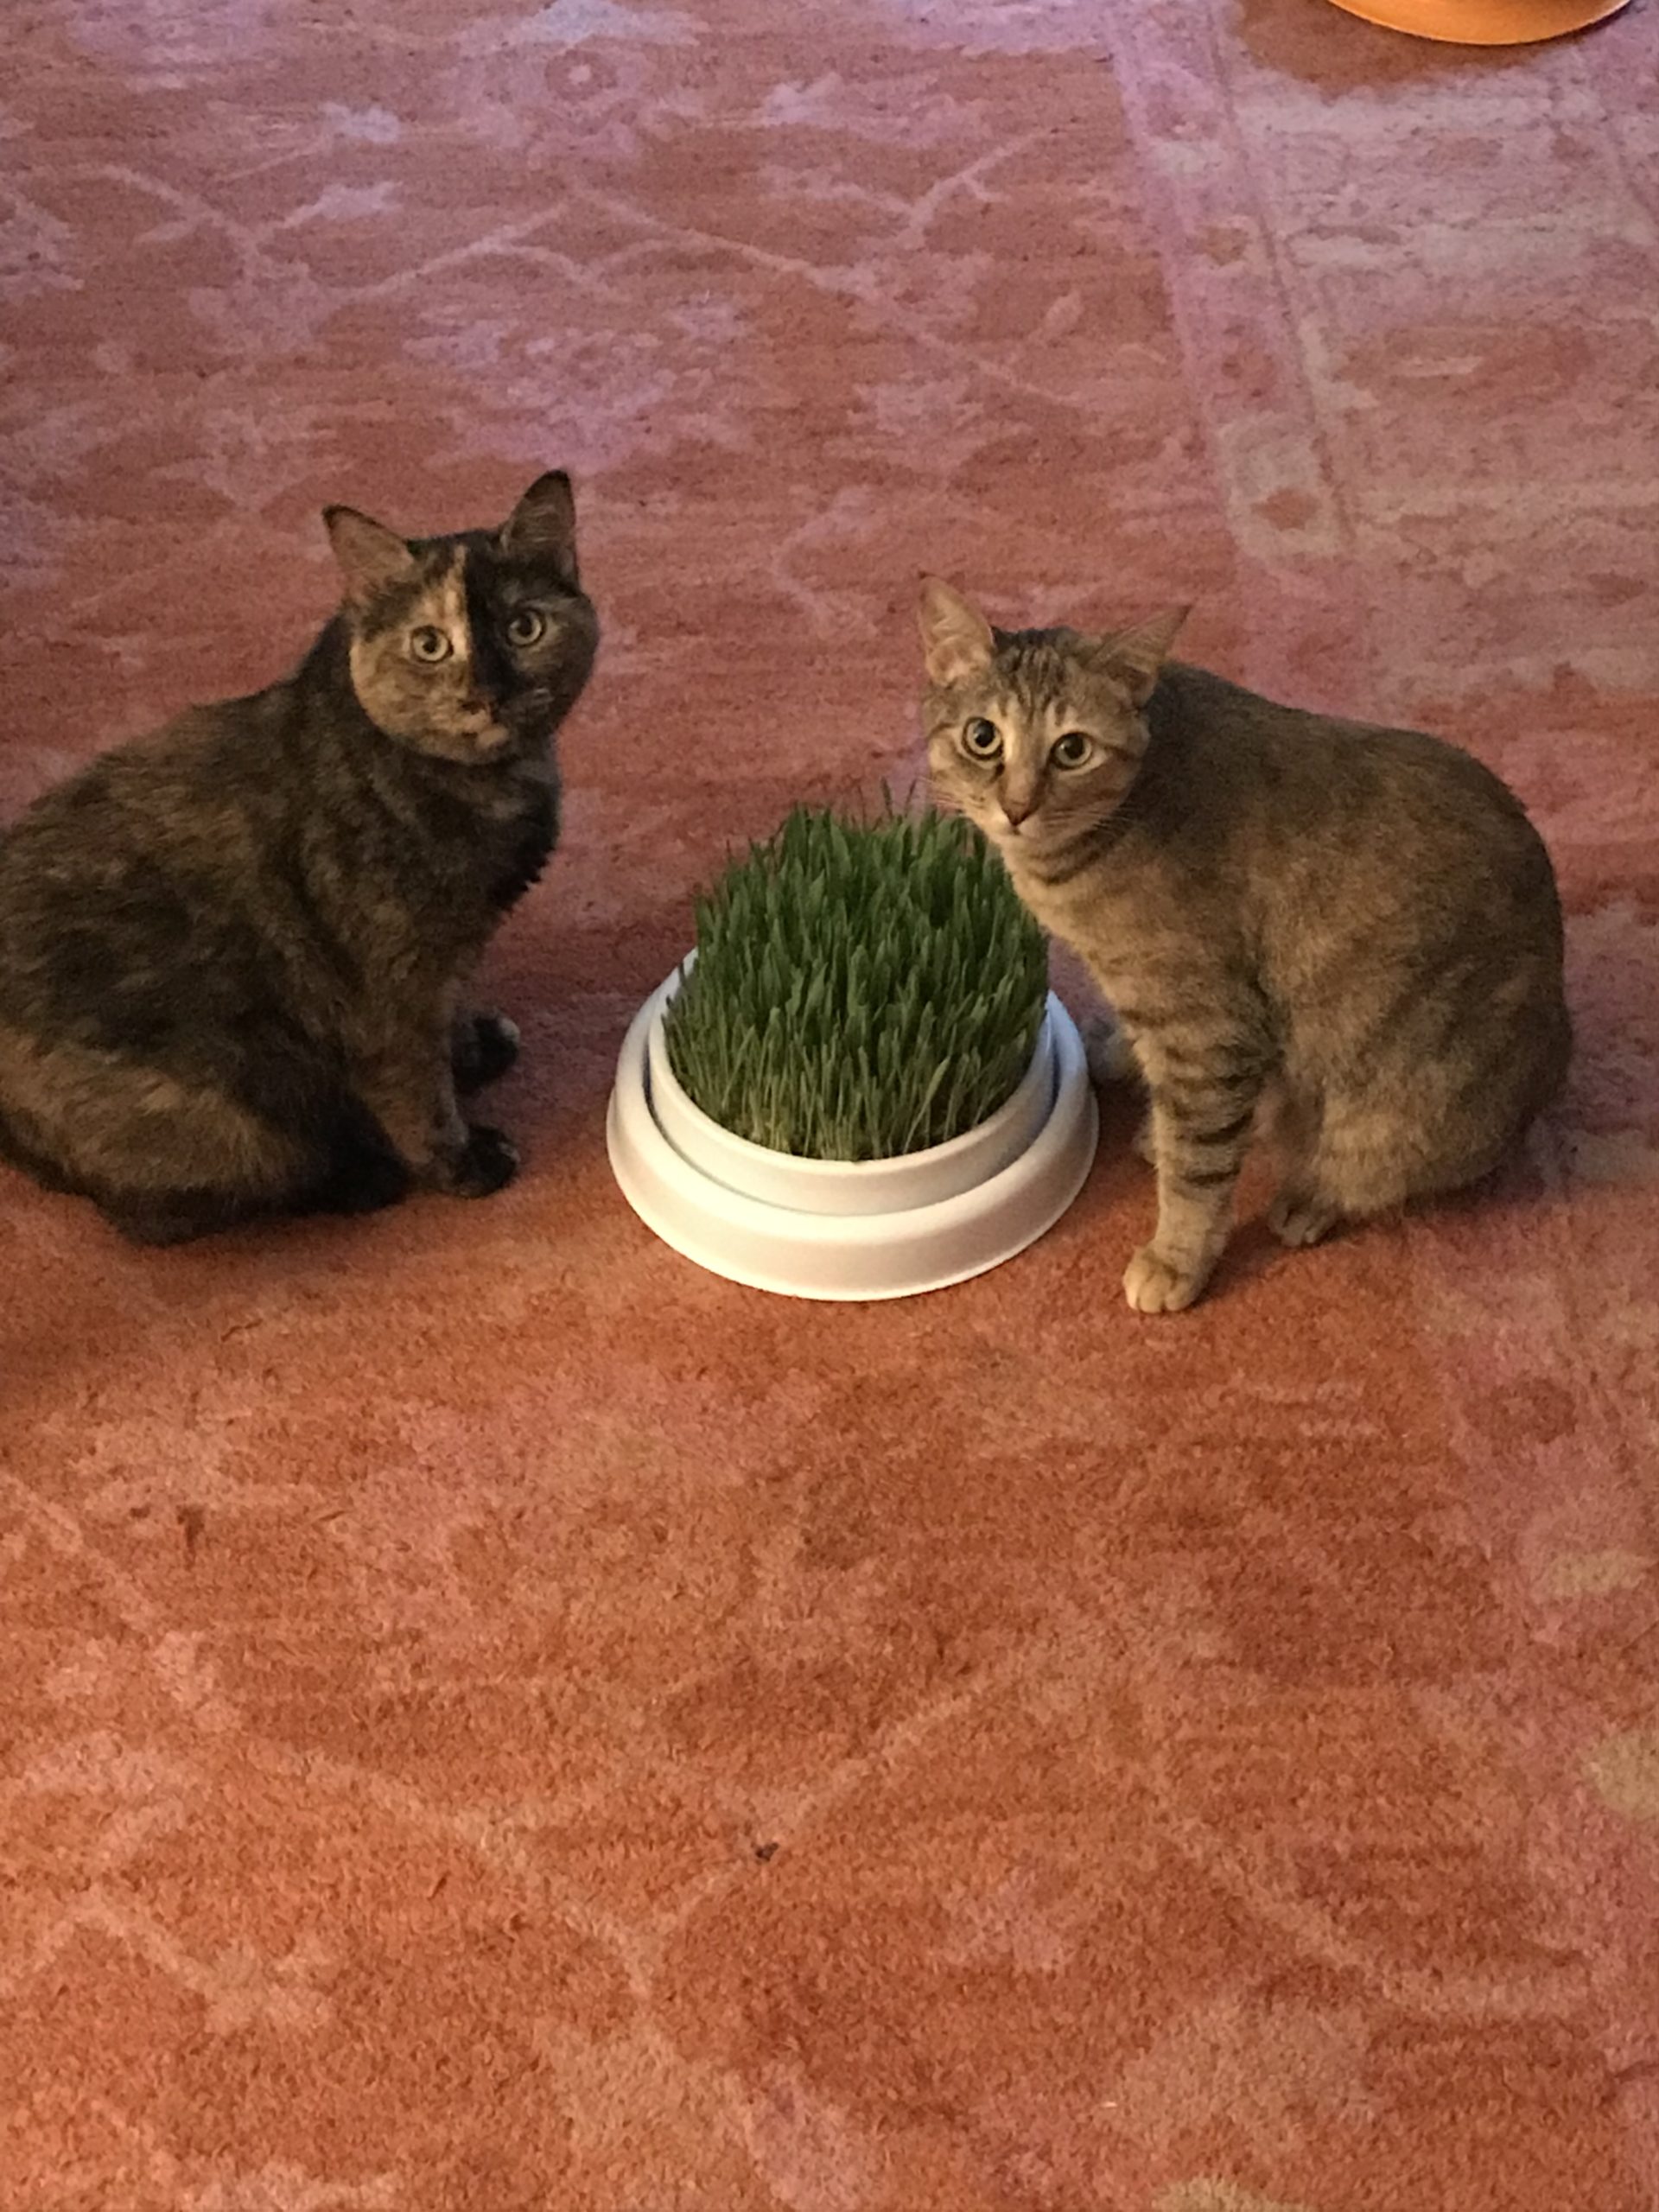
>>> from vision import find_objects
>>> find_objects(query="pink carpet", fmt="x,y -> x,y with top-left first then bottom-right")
2,1 -> 1657,2207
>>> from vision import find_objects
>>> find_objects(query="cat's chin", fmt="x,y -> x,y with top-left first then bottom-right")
410,724 -> 534,766
460,724 -> 513,758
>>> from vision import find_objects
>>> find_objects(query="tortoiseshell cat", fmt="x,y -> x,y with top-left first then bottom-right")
0,473 -> 597,1243
919,579 -> 1569,1313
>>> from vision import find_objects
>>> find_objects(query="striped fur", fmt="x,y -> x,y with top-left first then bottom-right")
919,581 -> 1569,1313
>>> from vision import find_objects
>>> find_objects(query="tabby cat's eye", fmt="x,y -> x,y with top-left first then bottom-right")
963,717 -> 1001,760
506,608 -> 548,648
1052,731 -> 1093,769
409,626 -> 452,664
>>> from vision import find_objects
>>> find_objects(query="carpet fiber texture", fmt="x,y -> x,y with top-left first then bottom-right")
3,2 -> 1658,2208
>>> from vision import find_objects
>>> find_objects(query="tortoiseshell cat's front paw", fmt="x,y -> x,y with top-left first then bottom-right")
1122,1243 -> 1211,1315
453,1012 -> 521,1095
433,1123 -> 520,1198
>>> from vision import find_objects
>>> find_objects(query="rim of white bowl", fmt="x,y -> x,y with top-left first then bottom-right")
645,960 -> 1058,1217
606,974 -> 1100,1301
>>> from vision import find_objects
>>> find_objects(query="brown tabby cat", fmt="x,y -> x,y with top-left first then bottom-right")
919,579 -> 1569,1313
0,473 -> 597,1244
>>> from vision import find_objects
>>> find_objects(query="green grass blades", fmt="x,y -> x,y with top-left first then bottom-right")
664,804 -> 1049,1160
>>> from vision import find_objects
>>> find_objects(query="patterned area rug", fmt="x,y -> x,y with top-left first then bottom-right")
2,1 -> 1656,2206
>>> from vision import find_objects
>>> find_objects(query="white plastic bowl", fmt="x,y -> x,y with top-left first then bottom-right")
606,965 -> 1099,1300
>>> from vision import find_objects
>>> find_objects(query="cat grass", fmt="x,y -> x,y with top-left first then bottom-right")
664,803 -> 1049,1161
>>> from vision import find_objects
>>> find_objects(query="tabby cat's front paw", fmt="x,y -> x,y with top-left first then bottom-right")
436,1123 -> 520,1198
1122,1243 -> 1211,1314
1083,1011 -> 1139,1088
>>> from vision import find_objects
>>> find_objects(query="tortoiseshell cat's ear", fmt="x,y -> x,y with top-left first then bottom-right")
917,575 -> 995,686
1085,606 -> 1191,706
323,505 -> 417,607
499,471 -> 579,585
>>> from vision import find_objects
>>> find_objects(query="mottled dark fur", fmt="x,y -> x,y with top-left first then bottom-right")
0,473 -> 597,1243
920,579 -> 1569,1313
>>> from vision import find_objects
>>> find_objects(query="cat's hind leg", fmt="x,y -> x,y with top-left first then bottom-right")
1276,1103 -> 1491,1243
104,1099 -> 416,1240
1261,1081 -> 1346,1249
1268,1056 -> 1520,1246
0,1036 -> 329,1243
102,1190 -> 267,1246
1268,982 -> 1567,1249
94,1126 -> 350,1244
1265,1083 -> 1501,1246
1265,1186 -> 1343,1249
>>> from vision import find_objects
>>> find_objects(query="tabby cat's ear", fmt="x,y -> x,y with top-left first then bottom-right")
323,506 -> 416,607
1090,605 -> 1191,706
918,576 -> 995,686
500,471 -> 579,584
